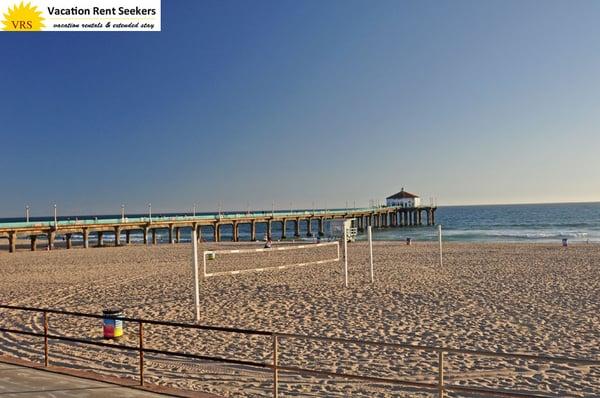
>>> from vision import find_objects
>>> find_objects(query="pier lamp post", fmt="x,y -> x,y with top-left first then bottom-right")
353,200 -> 356,210
25,205 -> 30,223
121,204 -> 125,222
272,201 -> 275,216
345,200 -> 348,211
193,203 -> 196,217
53,204 -> 57,228
148,203 -> 152,223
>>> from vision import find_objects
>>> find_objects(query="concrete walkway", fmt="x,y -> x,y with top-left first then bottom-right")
0,361 -> 169,397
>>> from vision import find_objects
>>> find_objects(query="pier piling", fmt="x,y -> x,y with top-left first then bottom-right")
47,231 -> 55,250
233,222 -> 239,242
168,226 -> 174,244
306,218 -> 313,237
114,227 -> 121,247
281,220 -> 287,240
8,232 -> 16,253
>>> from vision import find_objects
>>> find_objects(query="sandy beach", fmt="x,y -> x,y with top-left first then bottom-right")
0,241 -> 598,397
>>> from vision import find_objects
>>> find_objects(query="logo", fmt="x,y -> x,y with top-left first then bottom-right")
2,1 -> 44,31
0,0 -> 160,32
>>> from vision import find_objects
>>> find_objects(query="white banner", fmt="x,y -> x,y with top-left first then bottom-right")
1,0 -> 161,31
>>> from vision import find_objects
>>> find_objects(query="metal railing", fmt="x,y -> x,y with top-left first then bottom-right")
1,304 -> 595,398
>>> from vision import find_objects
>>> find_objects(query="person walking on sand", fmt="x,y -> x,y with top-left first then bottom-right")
264,238 -> 272,249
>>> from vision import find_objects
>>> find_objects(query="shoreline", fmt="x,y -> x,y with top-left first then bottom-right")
1,238 -> 596,253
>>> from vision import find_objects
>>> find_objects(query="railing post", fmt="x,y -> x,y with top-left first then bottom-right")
43,311 -> 49,367
139,321 -> 144,386
272,334 -> 278,398
438,350 -> 444,398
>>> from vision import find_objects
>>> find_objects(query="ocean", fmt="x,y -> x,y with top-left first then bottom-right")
364,202 -> 600,243
2,202 -> 600,244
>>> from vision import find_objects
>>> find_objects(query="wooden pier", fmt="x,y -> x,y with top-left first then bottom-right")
0,206 -> 436,253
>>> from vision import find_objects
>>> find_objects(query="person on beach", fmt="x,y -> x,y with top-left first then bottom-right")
264,238 -> 272,248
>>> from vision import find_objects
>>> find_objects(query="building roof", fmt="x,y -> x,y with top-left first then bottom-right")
386,188 -> 419,200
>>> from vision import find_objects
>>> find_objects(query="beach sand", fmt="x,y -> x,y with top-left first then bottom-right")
0,241 -> 598,397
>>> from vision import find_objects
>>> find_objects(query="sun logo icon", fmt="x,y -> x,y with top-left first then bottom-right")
2,2 -> 45,31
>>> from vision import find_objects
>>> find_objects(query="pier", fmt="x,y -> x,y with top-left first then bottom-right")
0,206 -> 436,253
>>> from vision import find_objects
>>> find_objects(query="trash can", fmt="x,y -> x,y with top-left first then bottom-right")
103,309 -> 123,339
406,237 -> 412,245
207,252 -> 216,260
562,238 -> 568,247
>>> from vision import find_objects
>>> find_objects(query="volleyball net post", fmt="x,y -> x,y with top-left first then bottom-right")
438,224 -> 443,267
191,228 -> 201,323
202,248 -> 208,278
368,226 -> 374,283
343,227 -> 348,288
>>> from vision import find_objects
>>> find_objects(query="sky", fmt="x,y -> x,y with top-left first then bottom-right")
1,0 -> 600,217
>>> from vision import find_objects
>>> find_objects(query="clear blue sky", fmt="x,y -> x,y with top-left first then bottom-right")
2,0 -> 600,217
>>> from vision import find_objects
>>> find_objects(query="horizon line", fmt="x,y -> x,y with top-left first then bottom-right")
440,199 -> 600,207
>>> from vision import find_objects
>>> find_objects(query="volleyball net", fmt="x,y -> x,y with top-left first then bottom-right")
202,241 -> 340,278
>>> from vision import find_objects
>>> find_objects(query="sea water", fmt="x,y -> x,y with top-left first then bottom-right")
2,202 -> 599,243
362,202 -> 600,243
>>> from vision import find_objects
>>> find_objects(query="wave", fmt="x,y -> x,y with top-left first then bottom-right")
442,229 -> 591,239
355,227 -> 600,243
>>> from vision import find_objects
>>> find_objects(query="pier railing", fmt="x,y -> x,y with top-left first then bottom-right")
1,304 -> 596,398
0,206 -> 417,230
